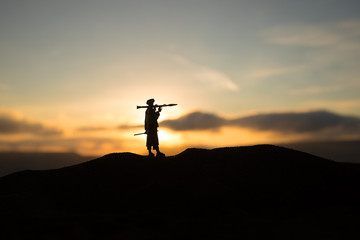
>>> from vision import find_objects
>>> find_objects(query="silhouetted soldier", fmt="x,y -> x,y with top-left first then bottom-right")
145,99 -> 165,157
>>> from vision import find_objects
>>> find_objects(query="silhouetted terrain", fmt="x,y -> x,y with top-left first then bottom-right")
0,145 -> 360,239
0,152 -> 95,177
281,140 -> 360,163
1,140 -> 359,178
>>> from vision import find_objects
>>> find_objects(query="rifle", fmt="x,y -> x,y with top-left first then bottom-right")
136,104 -> 177,109
134,132 -> 146,136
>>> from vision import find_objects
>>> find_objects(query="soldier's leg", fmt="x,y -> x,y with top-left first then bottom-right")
147,146 -> 154,157
155,146 -> 165,157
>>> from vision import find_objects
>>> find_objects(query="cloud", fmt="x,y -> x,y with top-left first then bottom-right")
194,67 -> 239,91
255,19 -> 360,96
161,110 -> 360,136
76,126 -> 111,132
289,84 -> 346,95
263,20 -> 360,59
232,111 -> 360,133
172,55 -> 239,91
264,25 -> 342,47
0,137 -> 123,156
233,19 -> 360,97
263,20 -> 360,47
76,124 -> 143,132
117,124 -> 142,130
301,99 -> 360,115
242,66 -> 301,80
0,113 -> 62,136
161,112 -> 226,131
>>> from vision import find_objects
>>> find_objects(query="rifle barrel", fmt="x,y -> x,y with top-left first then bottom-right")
134,132 -> 146,136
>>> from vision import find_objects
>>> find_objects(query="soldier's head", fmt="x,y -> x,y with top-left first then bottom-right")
146,98 -> 155,106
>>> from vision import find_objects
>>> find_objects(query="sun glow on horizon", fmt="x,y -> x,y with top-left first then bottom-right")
158,129 -> 182,146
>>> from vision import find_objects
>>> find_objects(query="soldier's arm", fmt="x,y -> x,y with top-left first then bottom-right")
156,107 -> 162,118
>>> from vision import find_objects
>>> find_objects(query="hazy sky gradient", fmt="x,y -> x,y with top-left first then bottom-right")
1,0 -> 360,155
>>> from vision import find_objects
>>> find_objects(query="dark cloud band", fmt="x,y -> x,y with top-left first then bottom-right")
161,112 -> 226,131
161,110 -> 360,134
0,114 -> 62,136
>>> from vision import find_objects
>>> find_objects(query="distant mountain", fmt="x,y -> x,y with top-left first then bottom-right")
0,152 -> 95,177
0,145 -> 359,239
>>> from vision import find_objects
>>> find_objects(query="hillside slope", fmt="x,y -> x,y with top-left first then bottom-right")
0,151 -> 94,177
0,145 -> 359,239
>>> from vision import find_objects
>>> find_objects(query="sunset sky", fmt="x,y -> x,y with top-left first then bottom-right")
1,0 -> 360,156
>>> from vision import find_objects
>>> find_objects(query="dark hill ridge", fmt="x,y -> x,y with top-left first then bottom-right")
0,151 -> 94,177
0,145 -> 360,239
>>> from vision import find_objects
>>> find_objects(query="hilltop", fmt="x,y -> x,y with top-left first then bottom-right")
0,145 -> 360,239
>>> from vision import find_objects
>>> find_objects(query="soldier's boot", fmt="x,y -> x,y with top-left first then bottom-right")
156,152 -> 165,158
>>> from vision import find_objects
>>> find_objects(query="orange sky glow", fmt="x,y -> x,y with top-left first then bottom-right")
1,1 -> 360,157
